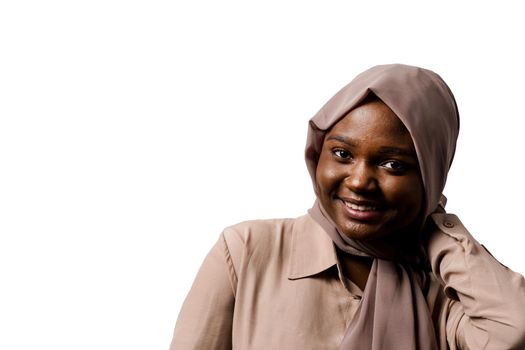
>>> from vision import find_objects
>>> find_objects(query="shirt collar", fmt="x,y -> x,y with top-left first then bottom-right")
288,214 -> 339,280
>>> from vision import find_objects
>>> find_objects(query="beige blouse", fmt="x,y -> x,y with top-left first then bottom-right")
170,213 -> 525,349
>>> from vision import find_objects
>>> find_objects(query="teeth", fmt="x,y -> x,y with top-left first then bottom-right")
344,201 -> 378,211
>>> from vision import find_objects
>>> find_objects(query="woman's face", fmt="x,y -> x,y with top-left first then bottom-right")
315,99 -> 424,241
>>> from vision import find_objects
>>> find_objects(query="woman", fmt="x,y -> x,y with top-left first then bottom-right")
170,64 -> 525,349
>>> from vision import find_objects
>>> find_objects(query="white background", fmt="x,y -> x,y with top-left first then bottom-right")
1,1 -> 524,349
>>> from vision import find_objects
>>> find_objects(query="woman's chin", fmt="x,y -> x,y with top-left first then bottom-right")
338,222 -> 390,242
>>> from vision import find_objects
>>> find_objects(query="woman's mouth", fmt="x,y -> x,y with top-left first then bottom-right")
340,199 -> 385,221
344,201 -> 379,211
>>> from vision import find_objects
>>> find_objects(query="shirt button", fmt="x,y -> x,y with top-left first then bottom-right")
443,220 -> 455,228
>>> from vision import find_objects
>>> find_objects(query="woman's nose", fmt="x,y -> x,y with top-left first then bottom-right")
343,161 -> 378,193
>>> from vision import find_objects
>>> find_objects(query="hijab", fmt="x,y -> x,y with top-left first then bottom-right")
305,64 -> 460,349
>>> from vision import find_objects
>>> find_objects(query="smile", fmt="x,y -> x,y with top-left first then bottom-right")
340,199 -> 385,221
343,201 -> 378,211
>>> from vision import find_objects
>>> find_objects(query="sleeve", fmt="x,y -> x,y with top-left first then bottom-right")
169,233 -> 237,350
427,213 -> 525,350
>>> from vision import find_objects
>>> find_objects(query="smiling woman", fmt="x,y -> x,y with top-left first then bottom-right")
315,97 -> 424,242
169,64 -> 525,349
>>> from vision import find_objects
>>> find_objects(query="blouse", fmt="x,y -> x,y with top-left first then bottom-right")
170,213 -> 525,349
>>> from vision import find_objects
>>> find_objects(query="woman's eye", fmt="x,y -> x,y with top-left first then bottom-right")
382,160 -> 406,171
333,149 -> 351,159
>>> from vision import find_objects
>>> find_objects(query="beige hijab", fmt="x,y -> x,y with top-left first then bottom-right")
305,64 -> 460,349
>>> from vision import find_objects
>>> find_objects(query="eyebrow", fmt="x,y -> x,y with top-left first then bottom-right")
378,147 -> 417,158
326,135 -> 417,158
326,135 -> 356,147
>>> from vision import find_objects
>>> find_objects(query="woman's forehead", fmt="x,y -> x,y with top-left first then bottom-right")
328,100 -> 411,139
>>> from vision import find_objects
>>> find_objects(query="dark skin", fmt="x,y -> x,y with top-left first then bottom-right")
315,99 -> 425,289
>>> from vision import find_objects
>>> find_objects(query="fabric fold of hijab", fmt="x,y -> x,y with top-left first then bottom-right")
305,64 -> 460,350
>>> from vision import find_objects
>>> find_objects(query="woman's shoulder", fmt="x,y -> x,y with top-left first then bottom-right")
218,215 -> 312,268
222,215 -> 305,246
